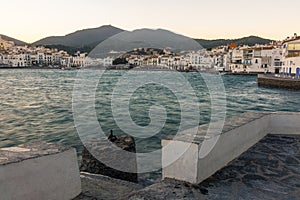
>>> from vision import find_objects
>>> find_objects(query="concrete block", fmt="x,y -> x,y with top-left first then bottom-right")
162,113 -> 271,184
0,142 -> 81,200
270,112 -> 300,135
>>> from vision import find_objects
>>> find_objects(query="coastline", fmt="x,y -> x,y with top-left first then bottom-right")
0,66 -> 65,70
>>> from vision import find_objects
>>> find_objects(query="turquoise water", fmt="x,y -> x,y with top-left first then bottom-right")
1,69 -> 300,152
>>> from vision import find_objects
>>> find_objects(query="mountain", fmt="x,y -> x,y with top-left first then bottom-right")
32,25 -> 124,47
30,25 -> 273,54
89,28 -> 202,58
0,34 -> 28,46
195,36 -> 273,49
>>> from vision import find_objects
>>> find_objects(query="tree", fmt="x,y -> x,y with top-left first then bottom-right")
113,57 -> 128,65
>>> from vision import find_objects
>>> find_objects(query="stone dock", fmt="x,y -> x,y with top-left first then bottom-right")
258,74 -> 300,90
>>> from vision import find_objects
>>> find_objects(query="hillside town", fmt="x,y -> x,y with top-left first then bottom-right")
0,35 -> 87,68
1,34 -> 300,76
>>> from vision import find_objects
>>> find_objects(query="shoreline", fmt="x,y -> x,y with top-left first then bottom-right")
0,67 -> 281,77
0,66 -> 65,70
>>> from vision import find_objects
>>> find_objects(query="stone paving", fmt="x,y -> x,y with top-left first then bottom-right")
199,134 -> 300,200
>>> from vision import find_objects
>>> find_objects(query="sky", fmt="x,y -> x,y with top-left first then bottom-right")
1,0 -> 300,43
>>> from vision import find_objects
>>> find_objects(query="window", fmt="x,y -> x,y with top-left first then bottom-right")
287,51 -> 300,57
255,59 -> 258,64
287,43 -> 300,51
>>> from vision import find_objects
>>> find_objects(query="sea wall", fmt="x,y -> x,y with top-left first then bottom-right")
162,112 -> 300,184
258,74 -> 300,90
270,112 -> 300,135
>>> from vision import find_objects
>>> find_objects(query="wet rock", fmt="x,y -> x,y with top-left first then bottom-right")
80,132 -> 138,183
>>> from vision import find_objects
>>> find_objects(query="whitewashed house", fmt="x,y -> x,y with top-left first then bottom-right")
229,48 -> 244,72
282,34 -> 300,75
188,50 -> 213,69
72,53 -> 87,67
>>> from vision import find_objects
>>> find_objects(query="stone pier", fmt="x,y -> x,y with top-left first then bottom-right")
258,74 -> 300,90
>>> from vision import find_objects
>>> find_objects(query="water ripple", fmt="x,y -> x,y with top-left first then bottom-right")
0,69 -> 299,154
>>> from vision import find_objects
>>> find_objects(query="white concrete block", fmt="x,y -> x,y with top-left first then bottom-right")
162,113 -> 272,184
0,143 -> 81,200
270,112 -> 300,135
162,140 -> 199,183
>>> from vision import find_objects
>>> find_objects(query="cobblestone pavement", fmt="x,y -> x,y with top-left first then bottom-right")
199,134 -> 300,200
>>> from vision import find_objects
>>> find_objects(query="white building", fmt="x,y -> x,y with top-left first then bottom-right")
249,47 -> 282,73
188,50 -> 213,69
213,53 -> 231,72
229,48 -> 244,73
228,45 -> 283,73
282,34 -> 300,75
72,53 -> 87,67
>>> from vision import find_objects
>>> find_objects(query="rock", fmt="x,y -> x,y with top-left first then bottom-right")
80,133 -> 138,183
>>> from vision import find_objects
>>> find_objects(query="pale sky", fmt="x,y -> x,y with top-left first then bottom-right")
1,0 -> 299,43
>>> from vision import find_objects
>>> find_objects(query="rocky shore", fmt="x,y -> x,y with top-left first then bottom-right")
80,133 -> 138,183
